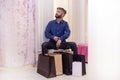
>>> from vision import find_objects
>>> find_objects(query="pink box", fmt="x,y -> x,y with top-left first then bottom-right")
77,44 -> 88,62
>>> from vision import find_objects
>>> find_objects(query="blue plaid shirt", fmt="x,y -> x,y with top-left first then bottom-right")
45,20 -> 71,43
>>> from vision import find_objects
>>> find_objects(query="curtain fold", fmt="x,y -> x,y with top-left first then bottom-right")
0,0 -> 36,67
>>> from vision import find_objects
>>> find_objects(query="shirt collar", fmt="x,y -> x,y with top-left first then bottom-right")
55,19 -> 64,24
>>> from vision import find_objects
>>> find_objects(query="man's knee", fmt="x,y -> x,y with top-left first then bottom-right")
42,42 -> 48,48
67,42 -> 77,47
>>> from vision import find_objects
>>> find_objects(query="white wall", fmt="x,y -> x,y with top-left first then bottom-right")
88,0 -> 120,80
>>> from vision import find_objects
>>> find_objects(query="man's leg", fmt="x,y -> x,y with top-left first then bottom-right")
59,42 -> 78,55
41,42 -> 56,54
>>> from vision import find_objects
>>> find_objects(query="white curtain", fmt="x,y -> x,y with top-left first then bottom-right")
69,0 -> 88,44
88,0 -> 120,79
35,0 -> 54,52
0,0 -> 36,67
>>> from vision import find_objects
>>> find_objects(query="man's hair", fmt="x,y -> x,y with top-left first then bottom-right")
57,7 -> 67,15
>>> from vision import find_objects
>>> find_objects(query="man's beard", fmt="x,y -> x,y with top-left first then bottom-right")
55,14 -> 62,18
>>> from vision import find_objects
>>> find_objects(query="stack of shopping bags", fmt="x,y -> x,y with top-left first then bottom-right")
73,54 -> 86,76
37,50 -> 86,78
77,43 -> 88,62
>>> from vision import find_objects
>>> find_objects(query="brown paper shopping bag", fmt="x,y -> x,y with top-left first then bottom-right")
47,53 -> 63,75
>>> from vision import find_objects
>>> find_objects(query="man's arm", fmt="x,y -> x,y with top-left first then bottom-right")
56,22 -> 71,48
45,22 -> 54,39
59,22 -> 71,41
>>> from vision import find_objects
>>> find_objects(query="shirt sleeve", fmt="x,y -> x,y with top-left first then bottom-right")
60,22 -> 71,41
45,22 -> 54,39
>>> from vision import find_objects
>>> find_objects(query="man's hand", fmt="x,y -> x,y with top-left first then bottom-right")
56,40 -> 61,48
54,36 -> 59,42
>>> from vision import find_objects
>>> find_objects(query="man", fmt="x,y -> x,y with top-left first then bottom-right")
42,7 -> 78,55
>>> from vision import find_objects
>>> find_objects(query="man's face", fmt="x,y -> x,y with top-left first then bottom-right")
55,9 -> 64,18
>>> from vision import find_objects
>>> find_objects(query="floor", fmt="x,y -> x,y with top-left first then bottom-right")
0,64 -> 88,80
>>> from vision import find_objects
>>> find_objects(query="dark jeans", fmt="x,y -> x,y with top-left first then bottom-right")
42,42 -> 78,55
